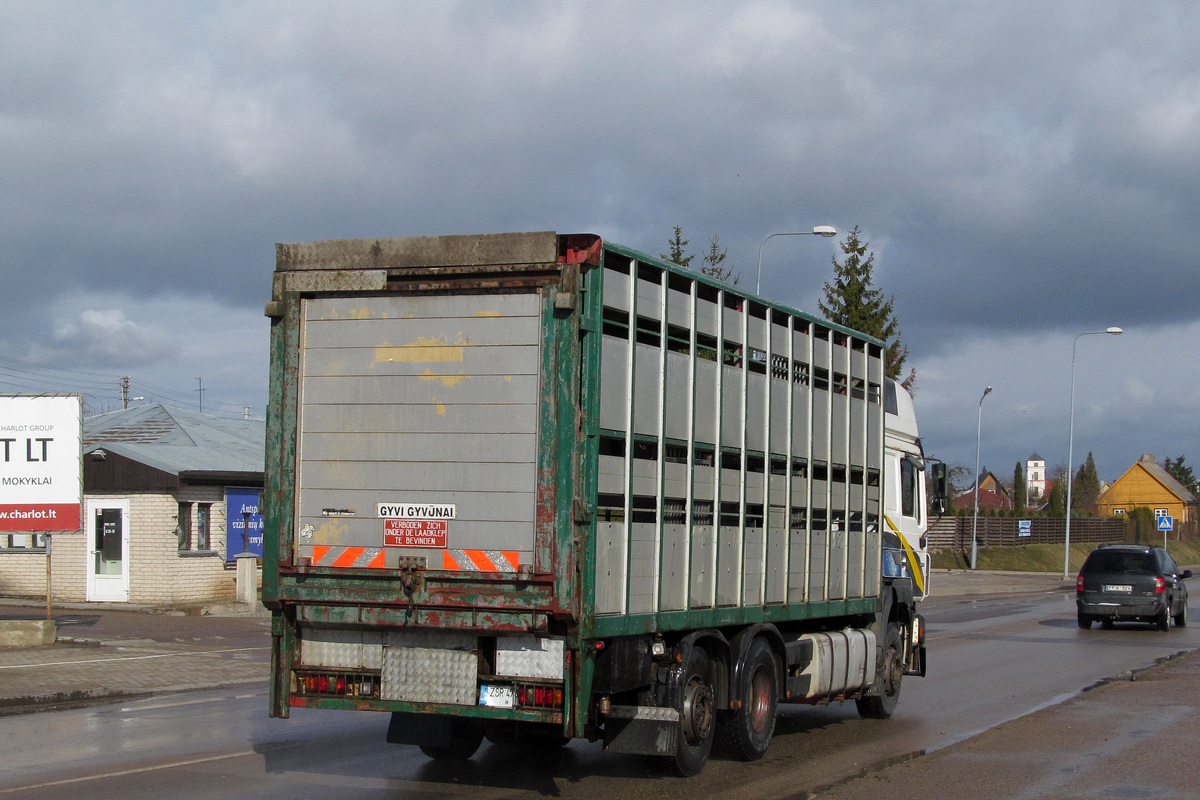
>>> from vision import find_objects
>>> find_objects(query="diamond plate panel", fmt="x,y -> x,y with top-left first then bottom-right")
495,635 -> 565,680
300,629 -> 378,669
381,646 -> 477,705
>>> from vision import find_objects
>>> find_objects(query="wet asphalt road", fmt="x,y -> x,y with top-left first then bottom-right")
3,578 -> 1197,799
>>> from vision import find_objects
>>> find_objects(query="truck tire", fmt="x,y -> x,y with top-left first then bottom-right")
658,645 -> 716,777
1077,611 -> 1093,629
723,637 -> 779,761
1175,601 -> 1188,628
856,623 -> 903,719
418,719 -> 484,761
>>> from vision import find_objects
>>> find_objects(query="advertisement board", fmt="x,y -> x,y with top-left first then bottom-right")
225,487 -> 264,560
0,395 -> 82,533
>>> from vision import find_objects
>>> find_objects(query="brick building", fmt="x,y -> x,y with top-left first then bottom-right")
0,404 -> 263,605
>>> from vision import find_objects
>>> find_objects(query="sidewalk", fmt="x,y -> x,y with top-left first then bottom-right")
0,598 -> 271,713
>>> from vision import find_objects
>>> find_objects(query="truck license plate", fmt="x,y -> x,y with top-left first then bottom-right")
479,685 -> 515,708
1103,584 -> 1133,593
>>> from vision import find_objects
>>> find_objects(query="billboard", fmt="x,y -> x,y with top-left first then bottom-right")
0,395 -> 82,533
225,487 -> 264,559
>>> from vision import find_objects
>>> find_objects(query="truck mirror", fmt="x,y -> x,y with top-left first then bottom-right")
930,463 -> 948,516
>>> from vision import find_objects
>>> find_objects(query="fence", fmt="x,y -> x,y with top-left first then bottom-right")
924,516 -> 1193,553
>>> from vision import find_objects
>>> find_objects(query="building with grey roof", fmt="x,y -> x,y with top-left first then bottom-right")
0,404 -> 265,605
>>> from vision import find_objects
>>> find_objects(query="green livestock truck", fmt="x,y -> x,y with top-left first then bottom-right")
263,231 -> 944,776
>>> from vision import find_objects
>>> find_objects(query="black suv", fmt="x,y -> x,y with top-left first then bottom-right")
1076,543 -> 1191,631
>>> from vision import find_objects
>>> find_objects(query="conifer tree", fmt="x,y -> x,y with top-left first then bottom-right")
818,226 -> 914,388
1072,452 -> 1101,516
1162,456 -> 1198,494
1013,461 -> 1027,511
662,226 -> 694,268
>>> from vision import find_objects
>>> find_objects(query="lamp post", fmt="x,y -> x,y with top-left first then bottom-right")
756,226 -> 838,294
1063,327 -> 1123,578
970,385 -> 993,570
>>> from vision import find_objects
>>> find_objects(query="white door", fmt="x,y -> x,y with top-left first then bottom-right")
86,498 -> 130,602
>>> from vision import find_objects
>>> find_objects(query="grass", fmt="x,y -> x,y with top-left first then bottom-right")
931,538 -> 1200,573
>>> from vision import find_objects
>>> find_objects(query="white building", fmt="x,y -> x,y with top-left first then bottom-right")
0,404 -> 263,606
1026,453 -> 1046,501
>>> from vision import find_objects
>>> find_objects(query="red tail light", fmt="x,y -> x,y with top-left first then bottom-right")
1155,577 -> 1166,594
1076,575 -> 1084,593
516,684 -> 564,709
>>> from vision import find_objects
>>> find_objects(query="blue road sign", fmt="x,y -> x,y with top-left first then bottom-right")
1158,515 -> 1174,532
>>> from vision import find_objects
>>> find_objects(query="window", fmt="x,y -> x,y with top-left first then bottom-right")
900,458 -> 917,519
2,533 -> 47,552
177,502 -> 192,550
197,503 -> 211,550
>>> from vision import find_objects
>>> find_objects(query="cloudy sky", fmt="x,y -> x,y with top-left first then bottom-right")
2,1 -> 1198,484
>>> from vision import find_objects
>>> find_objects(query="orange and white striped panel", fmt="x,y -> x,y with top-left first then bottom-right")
311,545 -> 386,569
442,549 -> 519,573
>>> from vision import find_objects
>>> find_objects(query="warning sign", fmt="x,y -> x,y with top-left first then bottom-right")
384,518 -> 448,548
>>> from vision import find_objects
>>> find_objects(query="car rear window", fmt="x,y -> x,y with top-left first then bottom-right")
1084,551 -> 1156,575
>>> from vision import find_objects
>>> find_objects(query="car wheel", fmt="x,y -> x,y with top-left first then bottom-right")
1157,603 -> 1171,632
1175,600 -> 1188,628
1077,612 -> 1093,629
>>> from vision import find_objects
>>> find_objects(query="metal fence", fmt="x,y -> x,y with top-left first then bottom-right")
924,516 -> 1187,552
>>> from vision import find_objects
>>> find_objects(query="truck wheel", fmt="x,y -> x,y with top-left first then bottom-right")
660,645 -> 716,777
1077,612 -> 1093,629
856,623 -> 903,720
1175,601 -> 1188,628
418,719 -> 484,761
725,637 -> 779,761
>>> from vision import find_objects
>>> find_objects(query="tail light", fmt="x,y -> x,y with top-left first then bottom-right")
297,671 -> 380,698
516,684 -> 563,709
1076,575 -> 1084,593
1155,577 -> 1166,594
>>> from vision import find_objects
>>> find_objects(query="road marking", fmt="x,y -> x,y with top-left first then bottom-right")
119,691 -> 266,712
0,646 -> 269,670
0,750 -> 260,794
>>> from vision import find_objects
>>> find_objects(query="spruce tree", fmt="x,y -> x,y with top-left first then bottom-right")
1013,461 -> 1027,511
662,226 -> 694,268
1072,452 -> 1101,516
818,226 -> 913,387
1162,456 -> 1198,493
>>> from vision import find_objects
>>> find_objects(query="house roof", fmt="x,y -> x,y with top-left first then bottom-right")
1130,454 -> 1197,504
83,404 -> 264,478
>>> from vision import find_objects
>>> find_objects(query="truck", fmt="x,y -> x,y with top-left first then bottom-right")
263,231 -> 944,776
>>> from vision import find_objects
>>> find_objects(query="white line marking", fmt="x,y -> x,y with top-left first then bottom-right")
0,750 -> 259,794
0,646 -> 269,670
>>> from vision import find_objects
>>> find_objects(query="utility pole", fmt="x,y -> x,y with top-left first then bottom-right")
120,376 -> 131,409
196,378 -> 205,414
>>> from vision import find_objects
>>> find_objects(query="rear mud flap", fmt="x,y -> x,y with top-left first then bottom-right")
602,705 -> 679,756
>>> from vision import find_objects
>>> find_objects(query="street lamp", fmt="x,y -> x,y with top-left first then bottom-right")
1063,327 -> 1123,578
756,226 -> 838,294
970,386 -> 993,570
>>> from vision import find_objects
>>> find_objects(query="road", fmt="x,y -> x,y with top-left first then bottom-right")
2,587 -> 1196,799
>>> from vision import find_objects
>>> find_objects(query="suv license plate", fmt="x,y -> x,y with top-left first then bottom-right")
479,685 -> 515,708
1103,584 -> 1133,593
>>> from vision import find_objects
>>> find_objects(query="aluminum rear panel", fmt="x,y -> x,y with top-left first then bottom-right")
294,293 -> 541,569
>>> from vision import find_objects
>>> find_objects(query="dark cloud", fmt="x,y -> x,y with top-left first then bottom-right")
1,1 -> 1197,472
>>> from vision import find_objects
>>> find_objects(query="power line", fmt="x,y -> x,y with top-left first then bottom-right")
0,356 -> 260,418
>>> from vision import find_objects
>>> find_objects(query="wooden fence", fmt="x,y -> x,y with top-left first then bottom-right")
925,516 -> 1195,553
